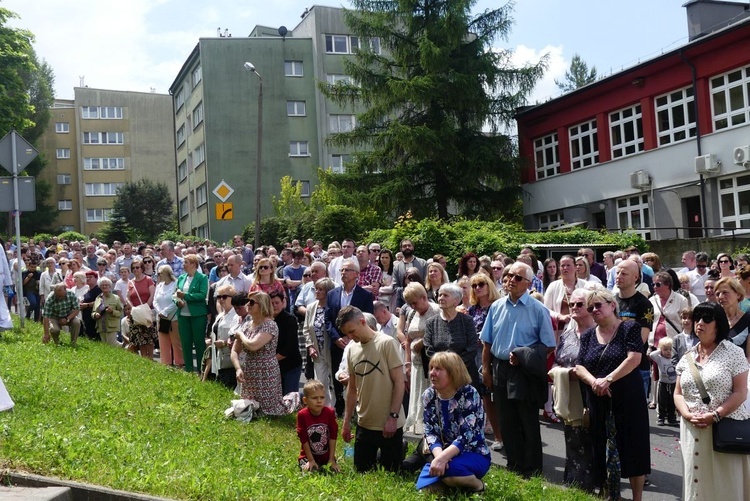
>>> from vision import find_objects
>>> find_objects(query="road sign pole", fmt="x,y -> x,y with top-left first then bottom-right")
11,131 -> 25,326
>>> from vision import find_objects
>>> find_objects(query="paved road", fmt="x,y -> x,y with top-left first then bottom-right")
484,407 -> 682,501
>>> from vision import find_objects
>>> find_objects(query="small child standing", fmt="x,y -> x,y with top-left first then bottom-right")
649,337 -> 677,425
296,379 -> 340,472
672,307 -> 699,366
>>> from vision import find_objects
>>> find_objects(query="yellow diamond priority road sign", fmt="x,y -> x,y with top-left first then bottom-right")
212,180 -> 234,202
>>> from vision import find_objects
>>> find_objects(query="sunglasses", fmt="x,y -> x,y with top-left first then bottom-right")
654,282 -> 663,288
570,301 -> 586,308
143,260 -> 153,264
492,266 -> 503,270
257,265 -> 270,270
719,259 -> 731,264
587,301 -> 610,313
131,266 -> 141,270
216,295 -> 231,300
369,249 -> 381,253
510,274 -> 526,282
341,269 -> 355,273
303,274 -> 312,278
471,283 -> 486,289
247,299 -> 257,307
692,312 -> 715,323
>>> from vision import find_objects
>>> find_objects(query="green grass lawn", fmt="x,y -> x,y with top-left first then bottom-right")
0,319 -> 595,500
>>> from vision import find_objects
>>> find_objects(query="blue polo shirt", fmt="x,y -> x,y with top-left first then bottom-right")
480,291 -> 555,360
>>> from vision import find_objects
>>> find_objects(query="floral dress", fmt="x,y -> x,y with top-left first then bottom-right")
127,276 -> 156,346
239,319 -> 286,416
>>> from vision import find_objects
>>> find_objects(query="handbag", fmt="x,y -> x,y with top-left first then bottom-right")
129,280 -> 154,327
686,352 -> 750,454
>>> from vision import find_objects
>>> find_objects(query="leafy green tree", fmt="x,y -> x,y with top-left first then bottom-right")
99,179 -> 175,244
321,0 -> 546,220
555,53 -> 597,92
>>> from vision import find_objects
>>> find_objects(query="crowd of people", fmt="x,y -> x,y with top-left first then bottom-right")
2,236 -> 750,498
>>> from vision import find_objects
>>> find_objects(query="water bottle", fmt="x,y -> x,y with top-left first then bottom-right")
344,443 -> 354,458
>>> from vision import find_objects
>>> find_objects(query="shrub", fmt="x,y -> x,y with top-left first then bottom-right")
56,230 -> 88,243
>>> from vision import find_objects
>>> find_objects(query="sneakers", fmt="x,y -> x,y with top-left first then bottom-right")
657,418 -> 666,426
491,441 -> 504,451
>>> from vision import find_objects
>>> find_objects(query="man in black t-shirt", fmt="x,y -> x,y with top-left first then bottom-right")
614,259 -> 654,401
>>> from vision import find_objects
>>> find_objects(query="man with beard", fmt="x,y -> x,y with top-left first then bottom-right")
392,239 -> 427,288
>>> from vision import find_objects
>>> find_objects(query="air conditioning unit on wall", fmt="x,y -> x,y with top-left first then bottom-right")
735,146 -> 750,167
695,154 -> 720,175
630,170 -> 651,189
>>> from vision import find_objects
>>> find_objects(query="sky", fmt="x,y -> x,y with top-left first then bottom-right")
3,0 -> 694,104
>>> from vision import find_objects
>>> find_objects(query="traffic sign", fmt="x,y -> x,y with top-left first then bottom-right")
213,180 -> 234,202
0,131 -> 38,174
215,202 -> 233,220
0,177 -> 36,211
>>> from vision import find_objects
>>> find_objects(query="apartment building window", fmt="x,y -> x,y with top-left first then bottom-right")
291,180 -> 311,197
81,106 -> 123,119
331,154 -> 351,174
85,183 -> 124,196
56,148 -> 70,159
196,183 -> 207,207
192,102 -> 204,129
711,64 -> 750,130
57,174 -> 71,185
533,132 -> 560,180
327,74 -> 353,85
610,104 -> 644,158
287,101 -> 306,116
719,174 -> 750,232
325,34 -> 380,54
285,61 -> 303,77
176,124 -> 186,146
617,194 -> 650,240
84,158 -> 125,170
58,200 -> 73,211
330,114 -> 355,133
86,209 -> 112,222
569,119 -> 598,170
55,122 -> 70,133
539,212 -> 564,230
192,65 -> 202,88
196,224 -> 208,239
193,144 -> 205,166
175,87 -> 185,111
83,132 -> 124,144
179,197 -> 189,219
655,86 -> 696,145
178,160 -> 187,182
60,225 -> 74,232
289,141 -> 309,157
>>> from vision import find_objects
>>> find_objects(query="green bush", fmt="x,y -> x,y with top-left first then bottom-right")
31,233 -> 54,244
56,230 -> 88,243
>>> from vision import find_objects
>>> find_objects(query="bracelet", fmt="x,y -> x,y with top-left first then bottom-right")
713,410 -> 722,423
404,362 -> 411,366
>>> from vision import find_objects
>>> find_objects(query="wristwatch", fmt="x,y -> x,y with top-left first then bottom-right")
606,375 -> 614,383
389,412 -> 399,419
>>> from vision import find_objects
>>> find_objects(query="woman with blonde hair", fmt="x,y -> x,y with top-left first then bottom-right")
249,257 -> 285,295
715,276 -> 750,359
424,262 -> 449,303
575,256 -> 601,285
153,265 -> 183,367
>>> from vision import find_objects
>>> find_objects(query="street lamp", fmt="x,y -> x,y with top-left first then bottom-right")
244,61 -> 263,250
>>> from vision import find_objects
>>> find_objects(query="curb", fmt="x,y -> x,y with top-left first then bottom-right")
2,471 -> 175,501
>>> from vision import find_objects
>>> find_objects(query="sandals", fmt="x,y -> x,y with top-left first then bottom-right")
541,411 -> 561,424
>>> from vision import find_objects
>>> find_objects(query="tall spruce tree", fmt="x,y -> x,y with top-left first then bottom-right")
555,53 -> 597,92
320,0 -> 546,220
99,179 -> 175,243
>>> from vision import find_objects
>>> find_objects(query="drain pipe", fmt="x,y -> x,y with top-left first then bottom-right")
680,49 -> 708,238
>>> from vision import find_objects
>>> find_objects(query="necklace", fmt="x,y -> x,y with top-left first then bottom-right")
728,310 -> 743,326
698,343 -> 716,362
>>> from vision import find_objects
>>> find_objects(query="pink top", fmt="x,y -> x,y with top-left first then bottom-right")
250,280 -> 285,295
128,276 -> 154,306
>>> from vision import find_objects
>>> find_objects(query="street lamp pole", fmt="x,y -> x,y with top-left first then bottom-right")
244,62 -> 263,250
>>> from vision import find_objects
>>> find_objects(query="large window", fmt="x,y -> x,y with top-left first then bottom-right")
81,106 -> 123,119
192,65 -> 202,88
329,114 -> 355,133
86,209 -> 112,222
58,200 -> 73,211
327,74 -> 353,85
655,86 -> 696,146
83,132 -> 124,144
57,174 -> 71,185
285,61 -> 303,77
192,144 -> 205,166
610,104 -> 644,158
83,158 -> 125,170
569,119 -> 598,170
192,102 -> 203,129
85,183 -> 123,196
719,174 -> 750,232
179,197 -> 189,219
178,160 -> 187,182
330,154 -> 351,174
533,132 -> 559,180
287,101 -> 306,116
55,122 -> 70,133
176,124 -> 185,146
289,141 -> 309,157
56,148 -> 70,159
196,184 -> 207,207
617,194 -> 650,240
711,64 -> 750,130
325,34 -> 380,54
539,212 -> 564,230
196,224 -> 208,239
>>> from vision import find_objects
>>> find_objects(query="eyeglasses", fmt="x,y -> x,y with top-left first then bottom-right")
692,312 -> 715,324
98,263 -> 106,266
257,265 -> 270,270
369,249 -> 381,253
570,301 -> 586,308
247,299 -> 257,307
131,266 -> 141,270
587,301 -> 611,313
491,266 -> 503,271
341,268 -> 356,273
216,295 -> 231,300
471,283 -> 486,289
719,259 -> 731,264
653,282 -> 663,288
510,274 -> 526,282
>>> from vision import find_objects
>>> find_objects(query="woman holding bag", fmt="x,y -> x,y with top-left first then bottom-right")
153,265 -> 183,368
674,301 -> 750,501
126,259 -> 156,359
175,254 -> 208,373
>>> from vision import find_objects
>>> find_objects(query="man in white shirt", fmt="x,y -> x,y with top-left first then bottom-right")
328,239 -> 356,286
373,300 -> 398,340
687,252 -> 709,302
215,254 -> 250,293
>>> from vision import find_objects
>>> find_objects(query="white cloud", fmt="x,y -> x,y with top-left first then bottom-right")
511,44 -> 568,105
